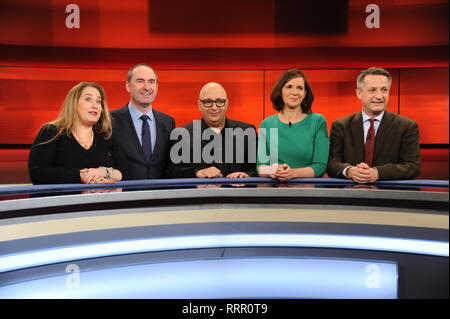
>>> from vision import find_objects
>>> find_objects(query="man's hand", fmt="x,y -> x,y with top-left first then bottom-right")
195,166 -> 223,178
226,172 -> 250,178
347,162 -> 379,184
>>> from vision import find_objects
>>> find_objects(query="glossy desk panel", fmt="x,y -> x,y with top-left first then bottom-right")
0,182 -> 447,298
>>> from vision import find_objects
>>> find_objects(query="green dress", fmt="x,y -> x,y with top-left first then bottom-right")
257,113 -> 329,177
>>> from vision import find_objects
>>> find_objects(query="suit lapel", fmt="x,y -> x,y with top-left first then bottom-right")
373,111 -> 394,164
152,110 -> 163,160
120,106 -> 148,163
350,113 -> 365,163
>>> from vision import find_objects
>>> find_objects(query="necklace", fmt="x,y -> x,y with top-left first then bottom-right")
72,130 -> 94,150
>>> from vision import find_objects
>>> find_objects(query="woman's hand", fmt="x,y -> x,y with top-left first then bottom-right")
258,164 -> 279,179
273,163 -> 297,182
80,167 -> 122,184
80,168 -> 106,184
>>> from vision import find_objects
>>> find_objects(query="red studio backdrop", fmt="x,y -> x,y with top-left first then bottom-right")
0,0 -> 448,182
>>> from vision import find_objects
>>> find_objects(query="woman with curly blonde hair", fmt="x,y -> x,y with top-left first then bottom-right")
28,82 -> 124,184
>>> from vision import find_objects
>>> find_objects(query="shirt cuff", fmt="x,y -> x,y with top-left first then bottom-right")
342,166 -> 353,179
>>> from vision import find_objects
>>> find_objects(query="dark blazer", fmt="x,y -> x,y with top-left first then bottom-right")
166,118 -> 257,178
111,105 -> 175,180
327,111 -> 421,180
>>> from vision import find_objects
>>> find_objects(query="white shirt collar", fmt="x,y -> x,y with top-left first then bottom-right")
362,110 -> 384,123
128,102 -> 154,122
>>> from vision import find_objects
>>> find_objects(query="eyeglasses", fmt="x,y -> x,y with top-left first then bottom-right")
199,99 -> 227,108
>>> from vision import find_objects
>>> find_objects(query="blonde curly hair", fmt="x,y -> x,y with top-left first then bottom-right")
45,81 -> 112,143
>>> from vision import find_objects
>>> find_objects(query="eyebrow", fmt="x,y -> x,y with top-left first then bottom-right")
83,93 -> 101,99
135,78 -> 156,81
285,84 -> 304,87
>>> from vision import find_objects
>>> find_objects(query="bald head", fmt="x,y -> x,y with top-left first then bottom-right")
199,82 -> 227,100
198,82 -> 228,129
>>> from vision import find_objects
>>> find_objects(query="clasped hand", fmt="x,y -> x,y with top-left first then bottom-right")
347,162 -> 379,184
80,168 -> 116,184
258,163 -> 296,181
270,163 -> 296,182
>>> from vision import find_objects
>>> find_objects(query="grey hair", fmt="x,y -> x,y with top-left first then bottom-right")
356,67 -> 391,88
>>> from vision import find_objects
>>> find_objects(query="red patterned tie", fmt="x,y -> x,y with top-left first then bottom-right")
364,119 -> 376,166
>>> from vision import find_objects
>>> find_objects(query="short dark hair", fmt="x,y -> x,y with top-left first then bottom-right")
357,67 -> 391,88
270,69 -> 314,113
127,63 -> 158,82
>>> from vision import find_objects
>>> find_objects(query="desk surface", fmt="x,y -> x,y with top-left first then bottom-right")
0,177 -> 448,299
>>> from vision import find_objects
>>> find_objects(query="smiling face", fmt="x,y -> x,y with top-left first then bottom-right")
281,77 -> 306,110
76,86 -> 102,127
198,83 -> 228,129
357,74 -> 390,117
126,65 -> 158,111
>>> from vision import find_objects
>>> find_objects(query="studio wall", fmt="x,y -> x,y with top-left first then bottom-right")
0,66 -> 447,145
0,0 -> 448,183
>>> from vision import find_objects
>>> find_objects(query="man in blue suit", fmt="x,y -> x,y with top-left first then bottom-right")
111,64 -> 175,180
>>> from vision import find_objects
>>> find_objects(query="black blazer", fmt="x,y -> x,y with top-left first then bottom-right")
111,105 -> 175,180
166,118 -> 257,178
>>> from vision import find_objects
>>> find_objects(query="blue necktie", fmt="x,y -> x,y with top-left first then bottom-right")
140,115 -> 152,161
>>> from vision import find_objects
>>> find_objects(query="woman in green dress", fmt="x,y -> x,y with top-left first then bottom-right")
257,69 -> 329,182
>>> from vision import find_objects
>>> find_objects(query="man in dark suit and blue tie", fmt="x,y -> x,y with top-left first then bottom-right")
111,64 -> 175,180
327,67 -> 421,183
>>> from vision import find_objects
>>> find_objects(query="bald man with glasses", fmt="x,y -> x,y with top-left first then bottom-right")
167,82 -> 257,179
